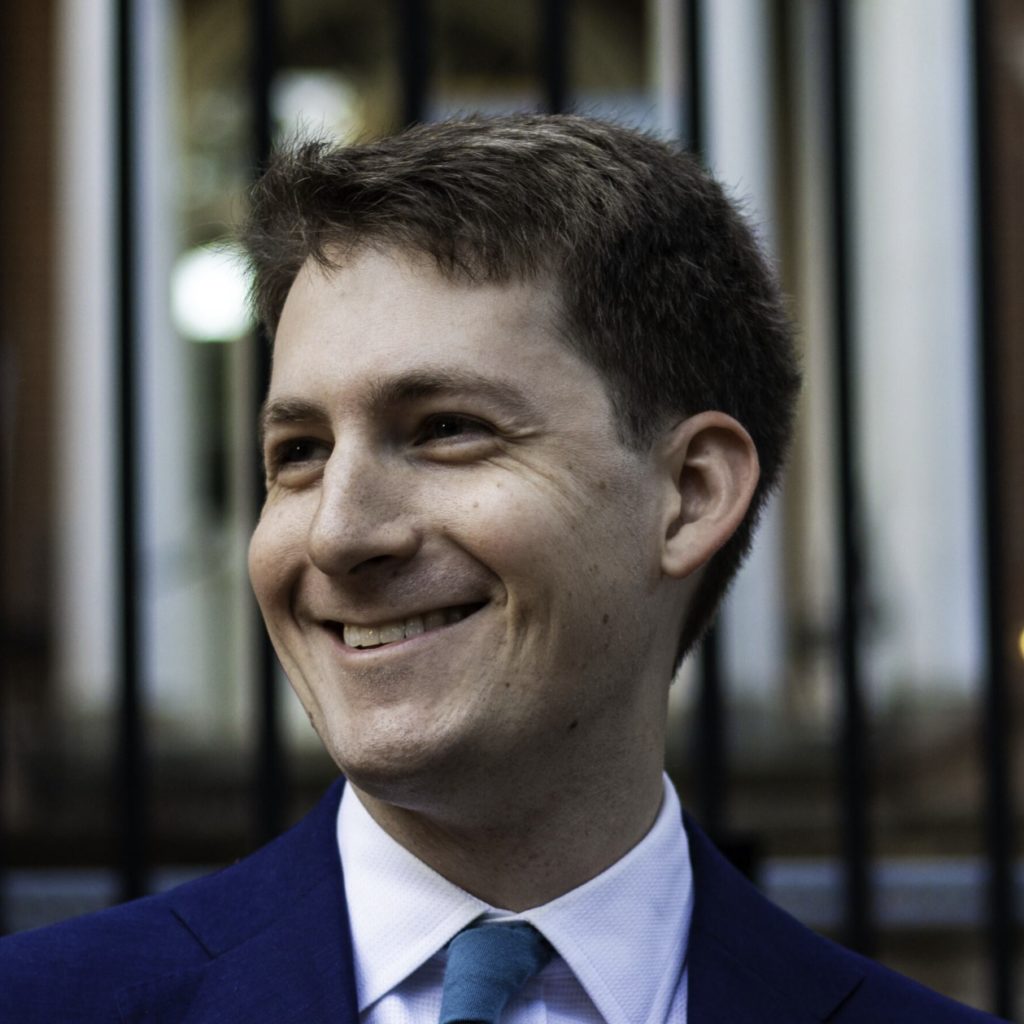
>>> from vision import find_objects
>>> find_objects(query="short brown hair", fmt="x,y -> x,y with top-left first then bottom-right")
241,114 -> 801,660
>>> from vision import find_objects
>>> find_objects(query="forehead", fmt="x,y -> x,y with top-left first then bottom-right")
268,249 -> 615,420
276,247 -> 559,346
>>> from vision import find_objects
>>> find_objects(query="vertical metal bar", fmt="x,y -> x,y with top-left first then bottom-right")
0,16 -> 8,913
823,0 -> 871,955
252,0 -> 275,174
971,1 -> 1014,1016
681,0 -> 727,841
540,0 -> 569,114
251,0 -> 286,844
695,631 -> 725,838
0,441 -> 6,934
115,0 -> 147,902
396,0 -> 429,127
0,9 -> 9,924
683,0 -> 703,158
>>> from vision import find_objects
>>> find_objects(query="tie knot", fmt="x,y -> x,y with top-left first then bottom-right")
439,922 -> 554,1024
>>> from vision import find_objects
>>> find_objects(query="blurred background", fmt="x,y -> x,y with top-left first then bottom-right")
1,0 -> 1022,1017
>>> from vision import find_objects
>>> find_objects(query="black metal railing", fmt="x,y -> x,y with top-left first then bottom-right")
823,0 -> 872,959
685,0 -> 729,858
115,0 -> 148,904
972,0 -> 1014,1015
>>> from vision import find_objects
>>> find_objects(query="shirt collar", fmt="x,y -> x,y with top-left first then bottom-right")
338,775 -> 693,1024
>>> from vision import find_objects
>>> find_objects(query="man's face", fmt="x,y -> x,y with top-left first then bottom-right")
249,249 -> 677,807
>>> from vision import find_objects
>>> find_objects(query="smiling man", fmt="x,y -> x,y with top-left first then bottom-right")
249,249 -> 712,916
1,115 -> 1004,1023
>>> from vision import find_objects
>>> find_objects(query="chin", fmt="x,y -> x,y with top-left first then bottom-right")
319,716 -> 475,804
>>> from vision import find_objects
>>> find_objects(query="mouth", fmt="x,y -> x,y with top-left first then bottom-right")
330,603 -> 486,650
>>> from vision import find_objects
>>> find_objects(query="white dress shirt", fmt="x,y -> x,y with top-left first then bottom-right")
338,774 -> 692,1024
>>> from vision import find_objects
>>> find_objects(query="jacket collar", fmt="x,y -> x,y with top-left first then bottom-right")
683,812 -> 865,1023
116,779 -> 360,1024
114,780 -> 866,1024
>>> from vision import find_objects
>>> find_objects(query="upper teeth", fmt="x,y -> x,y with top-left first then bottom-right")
343,606 -> 470,649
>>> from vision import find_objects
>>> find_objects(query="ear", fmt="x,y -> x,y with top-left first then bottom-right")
657,411 -> 760,579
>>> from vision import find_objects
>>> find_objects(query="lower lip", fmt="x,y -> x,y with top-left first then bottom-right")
323,606 -> 485,658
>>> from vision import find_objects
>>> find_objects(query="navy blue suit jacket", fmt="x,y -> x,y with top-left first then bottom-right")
0,780 -> 1007,1022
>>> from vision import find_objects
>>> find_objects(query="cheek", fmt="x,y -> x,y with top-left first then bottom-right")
449,483 -> 568,578
460,493 -> 615,643
446,463 -> 651,582
248,506 -> 306,609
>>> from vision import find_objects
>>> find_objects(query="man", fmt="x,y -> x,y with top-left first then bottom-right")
1,115 -> 1004,1022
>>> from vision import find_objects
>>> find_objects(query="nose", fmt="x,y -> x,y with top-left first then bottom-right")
307,445 -> 421,576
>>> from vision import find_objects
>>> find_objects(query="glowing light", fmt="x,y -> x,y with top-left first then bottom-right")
1018,627 -> 1024,663
171,243 -> 251,342
272,71 -> 362,142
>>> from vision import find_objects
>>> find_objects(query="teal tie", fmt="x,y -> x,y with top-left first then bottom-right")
438,922 -> 554,1024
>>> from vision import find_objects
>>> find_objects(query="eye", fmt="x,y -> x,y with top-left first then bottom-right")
266,437 -> 331,473
413,414 -> 492,446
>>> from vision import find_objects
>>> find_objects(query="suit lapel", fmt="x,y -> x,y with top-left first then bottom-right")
112,782 -> 868,1023
687,928 -> 823,1024
117,780 -> 360,1024
684,813 -> 865,1024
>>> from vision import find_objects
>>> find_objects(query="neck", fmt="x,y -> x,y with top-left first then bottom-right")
351,754 -> 665,911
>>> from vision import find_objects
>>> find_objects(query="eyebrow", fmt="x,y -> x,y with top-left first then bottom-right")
366,368 -> 537,419
259,398 -> 329,445
259,368 -> 539,443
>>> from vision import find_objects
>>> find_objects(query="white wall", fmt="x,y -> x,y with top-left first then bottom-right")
852,0 -> 981,697
54,0 -> 117,711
